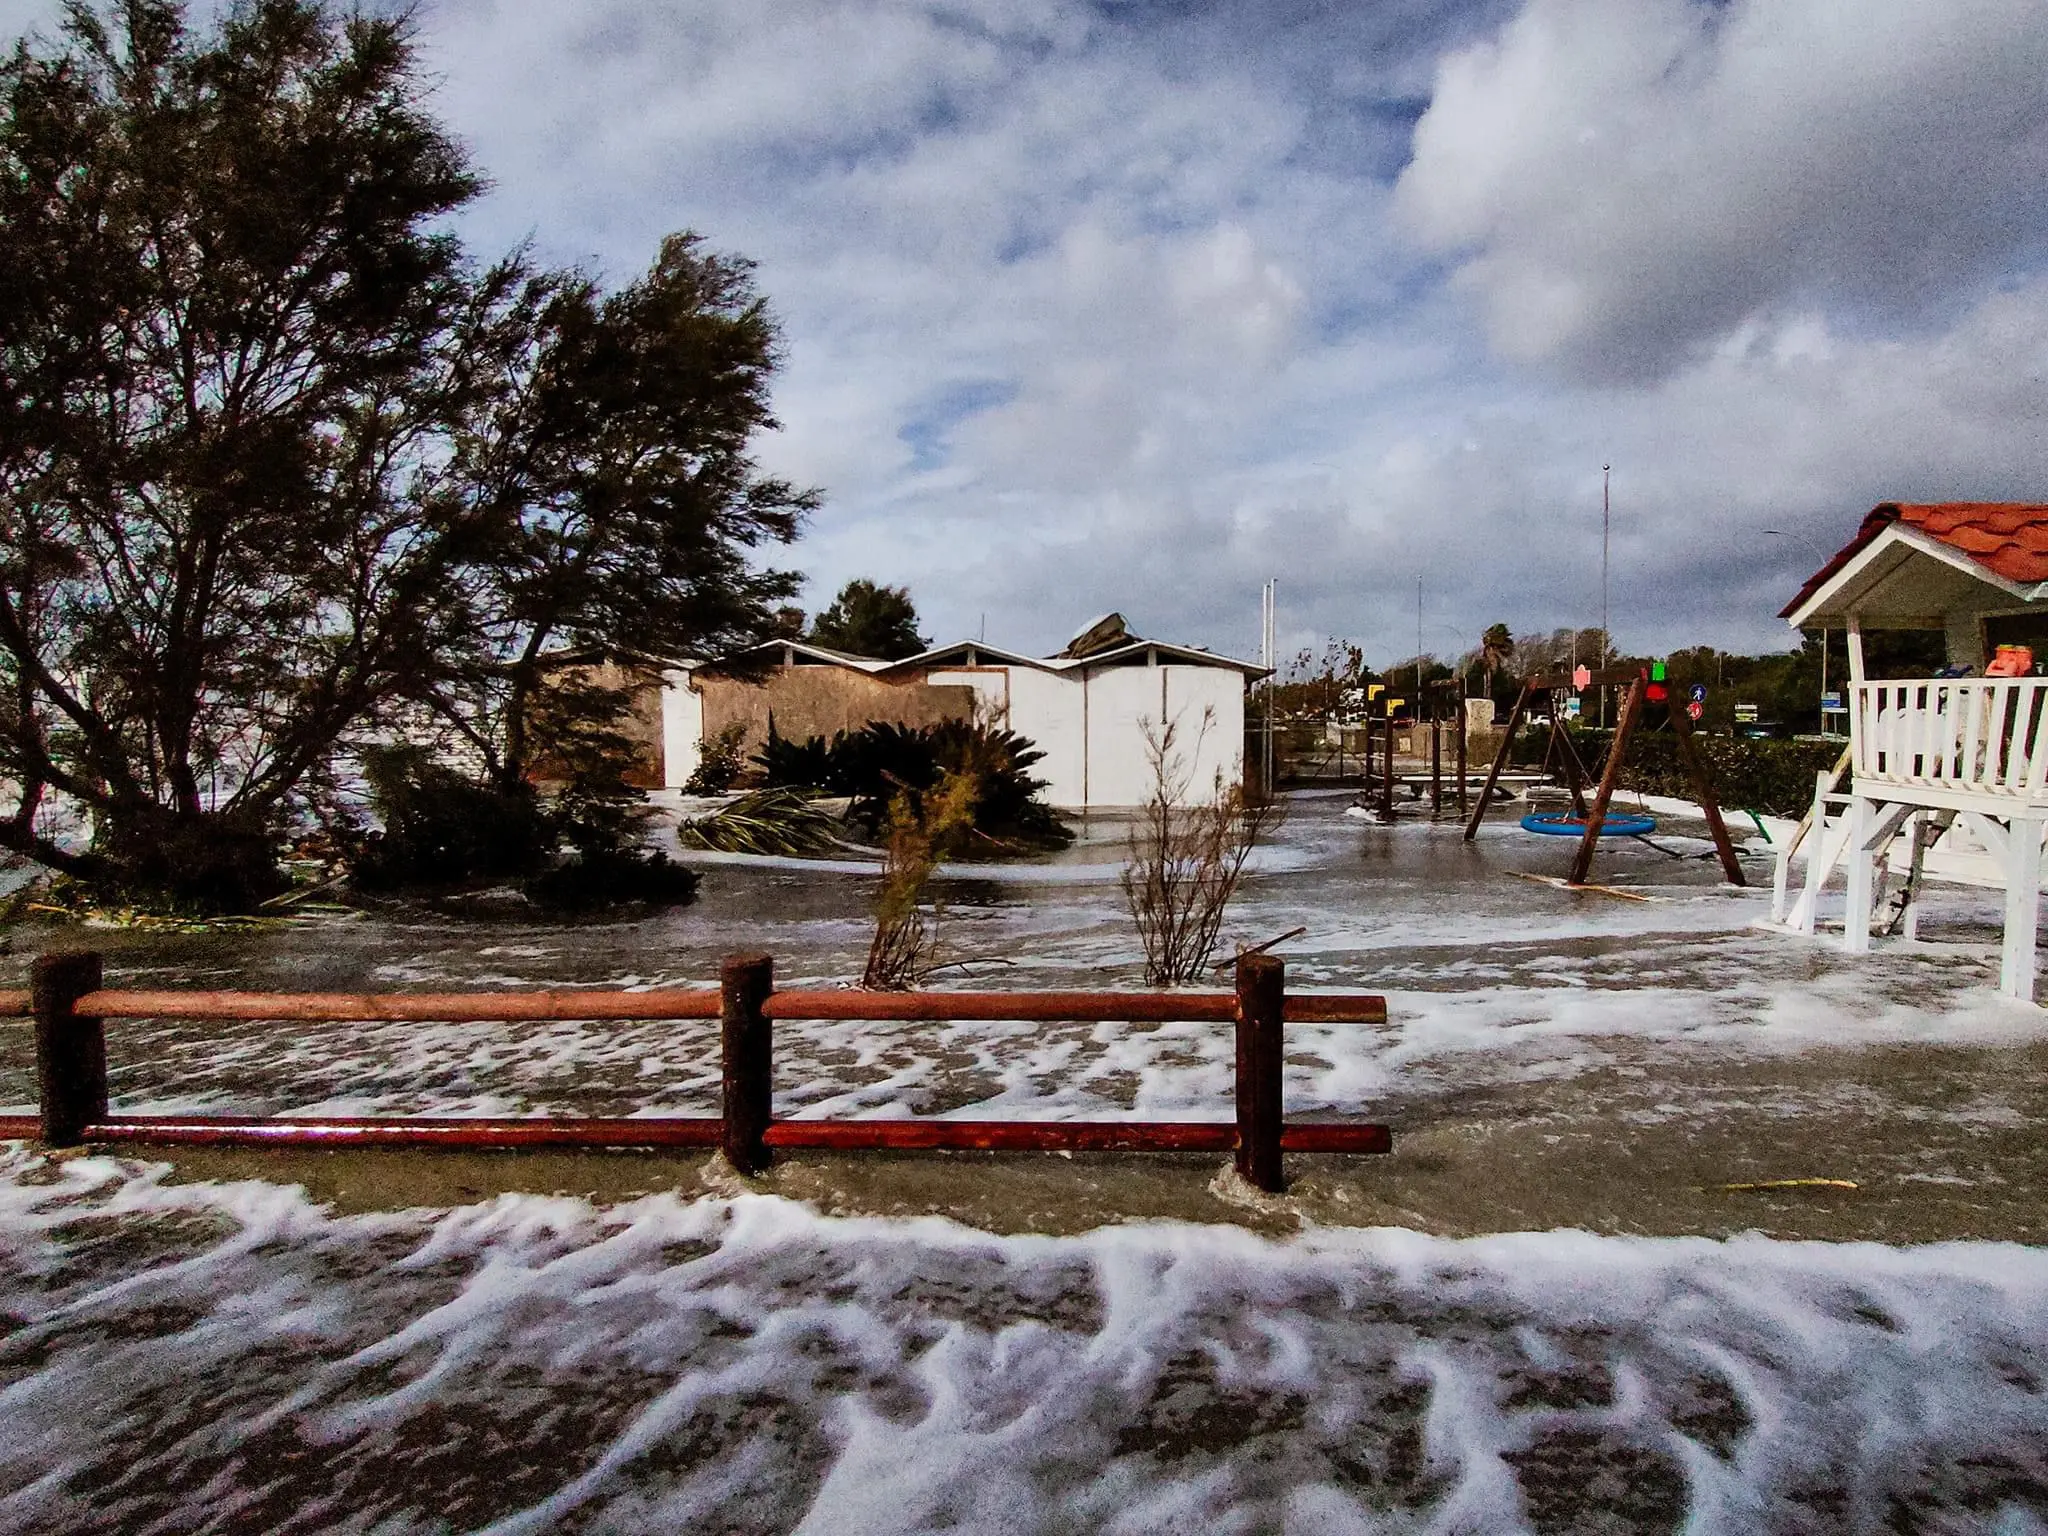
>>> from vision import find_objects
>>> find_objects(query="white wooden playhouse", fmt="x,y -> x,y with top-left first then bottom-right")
1774,502 -> 2048,999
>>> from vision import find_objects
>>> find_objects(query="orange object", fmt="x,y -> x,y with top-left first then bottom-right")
1986,645 -> 2034,677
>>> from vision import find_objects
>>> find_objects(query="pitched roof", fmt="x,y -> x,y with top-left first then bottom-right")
1780,502 -> 2048,619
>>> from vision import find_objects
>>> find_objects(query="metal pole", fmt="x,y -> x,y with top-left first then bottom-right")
1600,464 -> 1611,730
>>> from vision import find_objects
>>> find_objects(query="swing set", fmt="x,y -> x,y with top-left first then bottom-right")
1463,664 -> 1747,888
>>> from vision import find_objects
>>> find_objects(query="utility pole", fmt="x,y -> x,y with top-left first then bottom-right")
1260,579 -> 1276,799
1600,464 -> 1611,730
1416,575 -> 1423,699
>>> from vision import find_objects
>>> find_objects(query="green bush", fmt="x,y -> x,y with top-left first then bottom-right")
682,723 -> 749,793
754,718 -> 1073,853
350,748 -> 553,891
1511,725 -> 1842,818
351,746 -> 698,910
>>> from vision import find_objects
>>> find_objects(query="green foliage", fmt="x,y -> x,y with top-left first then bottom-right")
350,748 -> 552,892
808,579 -> 927,660
1513,725 -> 1846,817
754,718 -> 1072,853
350,745 -> 697,910
682,723 -> 750,794
863,772 -> 980,989
675,789 -> 843,857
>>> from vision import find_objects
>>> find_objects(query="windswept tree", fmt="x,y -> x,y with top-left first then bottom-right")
0,1 -> 809,907
808,578 -> 926,660
410,235 -> 813,797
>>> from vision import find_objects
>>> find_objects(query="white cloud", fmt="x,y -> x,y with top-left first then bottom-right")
1394,0 -> 2048,380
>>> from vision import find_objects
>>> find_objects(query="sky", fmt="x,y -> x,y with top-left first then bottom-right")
8,0 -> 2048,669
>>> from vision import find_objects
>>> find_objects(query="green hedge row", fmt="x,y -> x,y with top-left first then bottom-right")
1511,729 -> 1844,818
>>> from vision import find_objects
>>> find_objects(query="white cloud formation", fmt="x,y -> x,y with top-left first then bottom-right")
1394,0 -> 2048,380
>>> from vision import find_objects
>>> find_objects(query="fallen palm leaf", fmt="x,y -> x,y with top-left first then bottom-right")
1716,1178 -> 1860,1193
675,788 -> 845,857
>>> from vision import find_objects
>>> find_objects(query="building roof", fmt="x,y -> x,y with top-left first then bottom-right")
692,627 -> 1268,680
1782,502 -> 2048,621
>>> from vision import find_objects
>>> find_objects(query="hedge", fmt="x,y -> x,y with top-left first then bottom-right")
1511,728 -> 1844,819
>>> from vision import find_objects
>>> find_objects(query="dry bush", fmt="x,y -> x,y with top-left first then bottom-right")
861,770 -> 980,989
1121,710 -> 1278,985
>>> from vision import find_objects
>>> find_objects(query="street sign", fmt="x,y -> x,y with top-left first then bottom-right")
1572,665 -> 1591,689
1734,702 -> 1759,724
1687,700 -> 1704,721
1821,691 -> 1843,711
1689,683 -> 1707,703
1564,696 -> 1582,720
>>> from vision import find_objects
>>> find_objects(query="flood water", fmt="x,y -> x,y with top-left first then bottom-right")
3,792 -> 2046,1532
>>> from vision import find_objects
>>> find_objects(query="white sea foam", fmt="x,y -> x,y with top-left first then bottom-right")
0,1151 -> 2043,1532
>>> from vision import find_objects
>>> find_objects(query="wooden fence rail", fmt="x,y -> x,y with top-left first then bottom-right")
0,951 -> 1391,1193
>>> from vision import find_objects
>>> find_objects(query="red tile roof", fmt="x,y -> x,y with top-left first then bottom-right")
1780,502 -> 2048,619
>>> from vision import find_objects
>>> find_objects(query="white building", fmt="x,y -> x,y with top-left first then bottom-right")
1772,501 -> 2048,999
660,614 -> 1265,809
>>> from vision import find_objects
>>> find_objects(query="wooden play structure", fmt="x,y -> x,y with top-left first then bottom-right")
1773,501 -> 2048,1001
8,951 -> 1389,1193
1464,664 -> 1746,888
1358,677 -> 1472,820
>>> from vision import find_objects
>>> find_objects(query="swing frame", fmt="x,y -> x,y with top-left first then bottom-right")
1463,665 -> 1746,888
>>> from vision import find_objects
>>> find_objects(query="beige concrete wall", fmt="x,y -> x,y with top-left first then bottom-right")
696,668 -> 978,762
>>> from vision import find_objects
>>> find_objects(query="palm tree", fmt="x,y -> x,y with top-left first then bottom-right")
1480,623 -> 1515,704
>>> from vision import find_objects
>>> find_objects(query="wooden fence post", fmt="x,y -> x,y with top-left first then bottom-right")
721,954 -> 774,1175
1234,952 -> 1285,1193
33,951 -> 105,1147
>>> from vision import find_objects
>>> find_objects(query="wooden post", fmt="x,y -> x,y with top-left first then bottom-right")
2002,816 -> 2040,1000
721,953 -> 774,1175
1668,694 -> 1746,886
1234,952 -> 1285,1193
1380,693 -> 1396,821
1456,693 -> 1469,816
1569,676 -> 1643,886
33,951 -> 105,1147
1465,681 -> 1534,839
1430,715 -> 1443,817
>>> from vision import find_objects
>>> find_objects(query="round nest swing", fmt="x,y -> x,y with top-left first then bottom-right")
1519,810 -> 1657,838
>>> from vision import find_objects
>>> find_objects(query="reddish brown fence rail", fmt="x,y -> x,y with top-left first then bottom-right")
4,951 -> 1391,1192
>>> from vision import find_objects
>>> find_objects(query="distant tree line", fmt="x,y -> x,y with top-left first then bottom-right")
1260,620 -> 1945,736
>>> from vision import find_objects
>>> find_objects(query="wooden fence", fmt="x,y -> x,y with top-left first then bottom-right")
0,952 -> 1390,1193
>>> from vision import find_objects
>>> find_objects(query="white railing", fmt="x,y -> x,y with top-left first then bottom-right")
1852,679 -> 2048,800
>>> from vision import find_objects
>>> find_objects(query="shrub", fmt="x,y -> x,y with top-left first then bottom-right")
755,718 -> 1073,853
1511,724 -> 1844,818
1122,710 -> 1278,985
351,746 -> 697,911
682,723 -> 750,794
862,772 -> 980,989
350,748 -> 553,892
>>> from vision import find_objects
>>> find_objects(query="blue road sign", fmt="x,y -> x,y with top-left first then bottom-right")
1689,683 -> 1707,703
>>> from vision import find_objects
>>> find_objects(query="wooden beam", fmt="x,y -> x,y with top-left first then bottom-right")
1465,680 -> 1533,840
1668,693 -> 1747,885
1569,676 -> 1644,886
